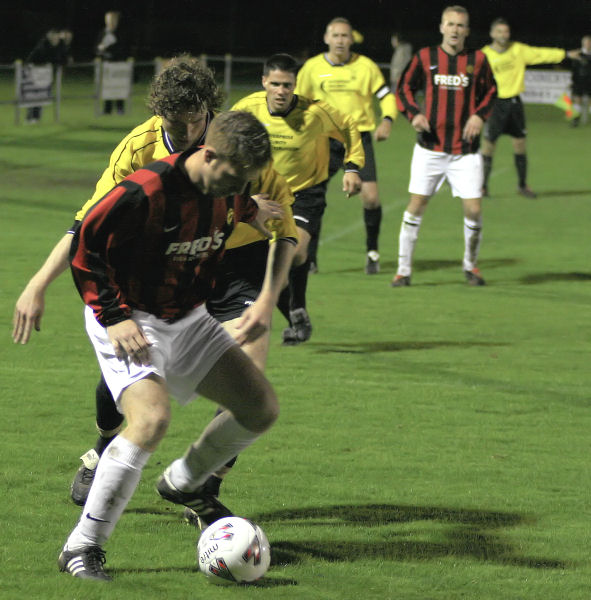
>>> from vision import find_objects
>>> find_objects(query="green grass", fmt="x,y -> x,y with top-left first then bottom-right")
1,82 -> 590,599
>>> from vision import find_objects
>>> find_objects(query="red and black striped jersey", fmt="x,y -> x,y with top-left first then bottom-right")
70,147 -> 258,327
397,46 -> 497,154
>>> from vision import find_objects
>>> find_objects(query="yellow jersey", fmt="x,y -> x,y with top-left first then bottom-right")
73,114 -> 297,249
295,52 -> 397,131
482,42 -> 566,98
231,91 -> 364,193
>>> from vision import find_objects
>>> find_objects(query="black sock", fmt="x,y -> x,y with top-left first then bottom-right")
307,230 -> 320,265
289,261 -> 310,311
364,206 -> 382,252
482,155 -> 493,188
514,153 -> 527,188
95,376 -> 124,456
94,434 -> 116,456
277,286 -> 291,325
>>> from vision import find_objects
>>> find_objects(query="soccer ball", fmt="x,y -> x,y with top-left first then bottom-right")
197,517 -> 271,585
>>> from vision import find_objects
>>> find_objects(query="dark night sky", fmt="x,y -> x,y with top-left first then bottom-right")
4,1 -> 591,64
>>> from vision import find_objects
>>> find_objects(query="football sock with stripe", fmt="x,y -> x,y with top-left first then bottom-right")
168,411 -> 261,493
65,436 -> 151,550
463,216 -> 482,271
397,211 -> 422,276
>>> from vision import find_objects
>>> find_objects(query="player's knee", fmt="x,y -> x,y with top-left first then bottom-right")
362,190 -> 379,208
130,406 -> 171,448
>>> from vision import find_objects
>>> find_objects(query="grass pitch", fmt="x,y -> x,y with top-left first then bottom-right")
1,81 -> 590,599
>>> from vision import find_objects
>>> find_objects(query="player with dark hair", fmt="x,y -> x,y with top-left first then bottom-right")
391,5 -> 496,287
481,18 -> 579,197
232,53 -> 364,345
58,111 -> 279,581
13,55 -> 297,514
296,16 -> 397,275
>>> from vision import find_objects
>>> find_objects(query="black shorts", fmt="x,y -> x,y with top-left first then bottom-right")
328,130 -> 377,182
206,241 -> 268,323
292,182 -> 327,236
572,82 -> 591,97
484,96 -> 527,142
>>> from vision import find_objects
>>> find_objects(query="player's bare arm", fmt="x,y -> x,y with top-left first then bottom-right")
411,113 -> 431,133
343,171 -> 362,197
12,233 -> 73,344
462,114 -> 483,140
374,118 -> 392,142
107,319 -> 152,366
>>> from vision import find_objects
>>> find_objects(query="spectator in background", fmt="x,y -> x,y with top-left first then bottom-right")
571,35 -> 591,127
390,32 -> 412,90
25,28 -> 73,124
95,10 -> 127,114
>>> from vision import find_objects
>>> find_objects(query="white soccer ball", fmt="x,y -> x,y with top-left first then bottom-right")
197,516 -> 271,585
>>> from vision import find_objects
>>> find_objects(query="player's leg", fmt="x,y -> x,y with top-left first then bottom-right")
582,94 -> 590,125
278,185 -> 325,345
391,193 -> 429,286
60,374 -> 170,580
359,133 -> 381,274
392,144 -> 444,286
512,136 -> 536,197
460,196 -> 485,285
157,343 -> 278,522
70,375 -> 124,506
281,225 -> 313,345
506,97 -> 536,198
448,153 -> 486,286
571,92 -> 582,127
480,138 -> 496,197
480,98 -> 508,197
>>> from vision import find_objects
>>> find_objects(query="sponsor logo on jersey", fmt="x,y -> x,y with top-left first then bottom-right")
165,231 -> 225,261
433,73 -> 470,88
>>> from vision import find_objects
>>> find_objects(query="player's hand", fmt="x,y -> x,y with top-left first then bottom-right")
462,114 -> 483,141
12,284 -> 45,344
251,194 -> 284,221
233,298 -> 273,345
567,49 -> 581,60
107,319 -> 152,367
374,118 -> 392,142
249,212 -> 274,240
343,172 -> 362,198
411,113 -> 431,133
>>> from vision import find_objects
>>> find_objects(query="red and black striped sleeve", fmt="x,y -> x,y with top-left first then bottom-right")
473,51 -> 497,121
396,48 -> 427,120
69,184 -> 143,327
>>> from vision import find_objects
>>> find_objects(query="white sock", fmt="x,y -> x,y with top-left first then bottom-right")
167,411 -> 261,492
64,436 -> 151,551
463,216 -> 482,271
397,211 -> 422,276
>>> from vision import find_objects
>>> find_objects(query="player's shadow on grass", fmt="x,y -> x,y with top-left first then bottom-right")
519,271 -> 591,284
534,189 -> 591,198
253,504 -> 566,570
330,257 -> 517,275
310,340 -> 506,354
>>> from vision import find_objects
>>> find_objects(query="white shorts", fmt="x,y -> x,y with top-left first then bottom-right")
84,304 -> 237,409
408,144 -> 483,199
